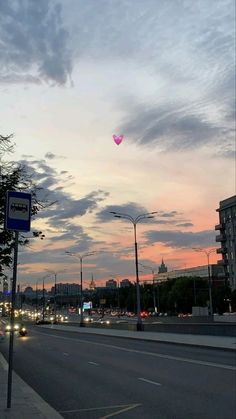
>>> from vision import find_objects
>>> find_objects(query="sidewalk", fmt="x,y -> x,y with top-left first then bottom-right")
0,325 -> 235,418
0,352 -> 63,419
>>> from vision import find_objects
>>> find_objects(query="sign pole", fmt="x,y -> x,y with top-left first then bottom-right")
7,230 -> 19,409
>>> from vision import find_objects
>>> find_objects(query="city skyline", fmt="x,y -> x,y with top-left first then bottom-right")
1,0 -> 235,288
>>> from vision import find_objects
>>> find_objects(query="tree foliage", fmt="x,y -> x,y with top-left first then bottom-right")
0,134 -> 50,280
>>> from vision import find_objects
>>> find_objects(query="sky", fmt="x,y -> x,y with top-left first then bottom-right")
0,0 -> 235,289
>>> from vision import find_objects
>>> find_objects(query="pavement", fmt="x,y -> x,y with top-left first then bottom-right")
0,324 -> 235,418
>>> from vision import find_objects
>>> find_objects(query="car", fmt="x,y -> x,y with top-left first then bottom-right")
140,311 -> 149,318
84,316 -> 93,323
94,319 -> 111,325
5,323 -> 27,336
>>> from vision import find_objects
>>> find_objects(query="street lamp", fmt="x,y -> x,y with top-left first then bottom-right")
192,248 -> 216,316
66,251 -> 98,327
110,211 -> 157,331
139,263 -> 158,314
45,270 -> 61,322
36,275 -> 50,321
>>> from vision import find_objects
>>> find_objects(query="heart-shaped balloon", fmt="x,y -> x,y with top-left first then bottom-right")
113,134 -> 123,145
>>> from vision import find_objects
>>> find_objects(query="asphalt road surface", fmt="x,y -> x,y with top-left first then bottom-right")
1,325 -> 236,419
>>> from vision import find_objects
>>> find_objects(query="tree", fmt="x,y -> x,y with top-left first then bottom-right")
0,134 -> 50,280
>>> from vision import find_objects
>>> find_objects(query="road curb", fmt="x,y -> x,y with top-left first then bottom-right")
38,324 -> 236,352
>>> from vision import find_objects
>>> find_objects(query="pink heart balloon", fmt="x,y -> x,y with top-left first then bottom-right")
113,134 -> 123,145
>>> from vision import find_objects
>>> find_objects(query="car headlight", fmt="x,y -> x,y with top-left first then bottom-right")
14,324 -> 19,330
6,325 -> 11,331
21,327 -> 26,332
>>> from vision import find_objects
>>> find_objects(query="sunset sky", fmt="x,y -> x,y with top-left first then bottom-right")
1,0 -> 235,289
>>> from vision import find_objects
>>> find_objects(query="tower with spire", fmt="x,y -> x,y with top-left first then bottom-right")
158,259 -> 167,273
89,274 -> 96,290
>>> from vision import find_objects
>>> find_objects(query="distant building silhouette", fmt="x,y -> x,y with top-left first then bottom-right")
158,259 -> 167,273
89,274 -> 96,290
106,279 -> 117,288
120,278 -> 132,288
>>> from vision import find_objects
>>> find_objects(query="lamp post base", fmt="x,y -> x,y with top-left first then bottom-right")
136,322 -> 144,331
80,321 -> 85,327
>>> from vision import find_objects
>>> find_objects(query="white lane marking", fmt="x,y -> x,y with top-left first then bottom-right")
100,403 -> 141,418
88,361 -> 99,365
60,403 -> 141,415
32,330 -> 236,371
63,352 -> 69,356
138,377 -> 161,386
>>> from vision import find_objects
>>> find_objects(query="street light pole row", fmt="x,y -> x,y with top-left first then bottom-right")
110,211 -> 157,331
192,248 -> 216,316
66,251 -> 98,327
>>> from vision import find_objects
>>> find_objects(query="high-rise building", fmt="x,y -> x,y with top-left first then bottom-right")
52,283 -> 80,295
120,278 -> 132,288
106,279 -> 117,288
215,195 -> 236,290
158,259 -> 167,273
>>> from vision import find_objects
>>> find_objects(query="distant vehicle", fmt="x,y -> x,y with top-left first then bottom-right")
84,316 -> 93,323
5,323 -> 27,336
94,319 -> 110,325
140,311 -> 149,318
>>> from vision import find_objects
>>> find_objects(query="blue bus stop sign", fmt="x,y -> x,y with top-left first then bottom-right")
5,191 -> 31,232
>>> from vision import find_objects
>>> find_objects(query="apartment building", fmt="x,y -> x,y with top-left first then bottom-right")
216,195 -> 236,290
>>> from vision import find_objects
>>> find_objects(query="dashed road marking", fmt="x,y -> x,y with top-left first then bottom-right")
138,377 -> 162,386
88,361 -> 99,365
32,330 -> 236,371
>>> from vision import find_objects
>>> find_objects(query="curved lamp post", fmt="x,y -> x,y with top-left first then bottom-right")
110,211 -> 157,331
66,251 -> 98,327
192,248 -> 216,316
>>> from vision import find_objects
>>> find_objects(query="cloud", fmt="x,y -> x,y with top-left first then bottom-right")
18,158 -> 110,229
45,152 -> 56,160
176,223 -> 194,228
44,152 -> 66,160
0,0 -> 72,85
97,202 -> 156,223
97,204 -> 193,228
145,229 -> 216,248
117,98 -> 234,152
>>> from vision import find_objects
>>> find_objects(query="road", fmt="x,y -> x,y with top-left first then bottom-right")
1,325 -> 236,419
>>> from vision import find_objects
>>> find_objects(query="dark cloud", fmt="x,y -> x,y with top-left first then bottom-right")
117,102 -> 225,151
97,204 -> 193,228
18,158 -> 110,228
176,223 -> 194,228
45,152 -> 56,159
145,229 -> 216,248
45,190 -> 110,226
0,0 -> 72,85
45,152 -> 66,160
158,211 -> 179,218
97,203 -> 156,223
